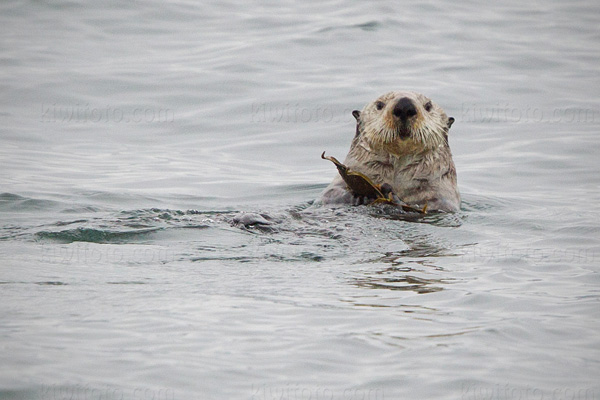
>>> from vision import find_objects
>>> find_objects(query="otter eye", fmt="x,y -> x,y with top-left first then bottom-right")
375,101 -> 385,111
424,101 -> 433,112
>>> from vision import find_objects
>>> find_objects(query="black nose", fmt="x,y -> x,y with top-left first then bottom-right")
392,97 -> 418,120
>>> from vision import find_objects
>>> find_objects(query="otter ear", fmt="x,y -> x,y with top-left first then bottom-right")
447,117 -> 455,129
352,110 -> 362,138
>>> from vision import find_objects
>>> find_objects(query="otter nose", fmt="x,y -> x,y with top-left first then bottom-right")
392,97 -> 418,120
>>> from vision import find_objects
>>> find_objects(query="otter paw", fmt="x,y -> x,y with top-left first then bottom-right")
351,195 -> 368,206
232,213 -> 273,228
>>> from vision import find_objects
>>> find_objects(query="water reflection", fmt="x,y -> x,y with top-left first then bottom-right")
355,273 -> 446,294
366,205 -> 465,228
352,229 -> 460,295
354,259 -> 452,294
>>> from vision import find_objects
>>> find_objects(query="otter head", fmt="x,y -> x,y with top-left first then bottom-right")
352,91 -> 454,155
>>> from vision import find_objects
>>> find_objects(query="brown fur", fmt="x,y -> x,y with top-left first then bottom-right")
319,91 -> 460,212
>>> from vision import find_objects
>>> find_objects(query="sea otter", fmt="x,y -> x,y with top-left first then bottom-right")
319,91 -> 460,212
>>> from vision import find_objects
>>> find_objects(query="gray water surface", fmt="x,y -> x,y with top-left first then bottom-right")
1,1 -> 599,399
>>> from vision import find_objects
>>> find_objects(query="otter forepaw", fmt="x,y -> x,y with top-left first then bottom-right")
350,194 -> 371,206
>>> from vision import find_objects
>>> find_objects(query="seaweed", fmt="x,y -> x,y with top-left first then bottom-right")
321,151 -> 426,214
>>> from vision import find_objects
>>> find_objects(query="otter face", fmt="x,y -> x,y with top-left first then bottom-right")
354,91 -> 454,154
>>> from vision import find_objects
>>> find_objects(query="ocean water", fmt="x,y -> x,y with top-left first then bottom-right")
1,0 -> 599,399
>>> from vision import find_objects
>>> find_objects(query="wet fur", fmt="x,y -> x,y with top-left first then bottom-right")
319,91 -> 460,212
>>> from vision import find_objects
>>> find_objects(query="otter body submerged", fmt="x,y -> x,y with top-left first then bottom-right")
319,91 -> 460,212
